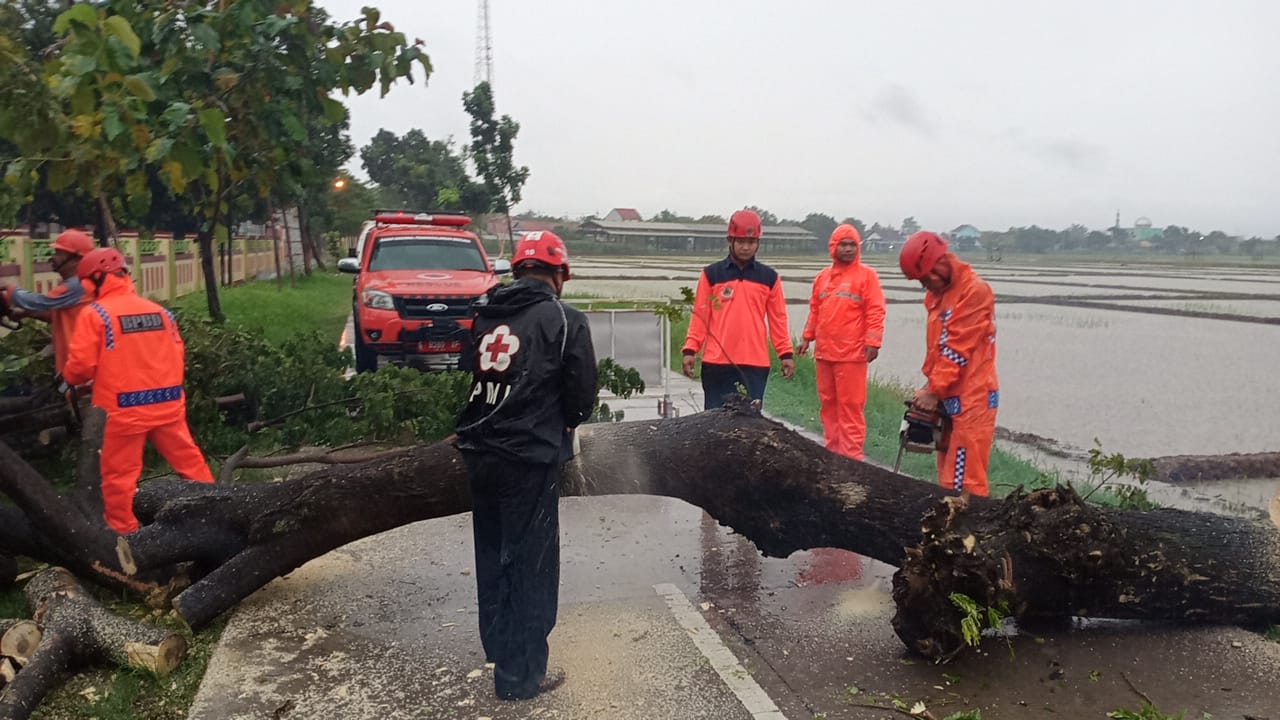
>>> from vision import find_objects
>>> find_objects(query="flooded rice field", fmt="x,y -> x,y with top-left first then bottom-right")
570,255 -> 1280,460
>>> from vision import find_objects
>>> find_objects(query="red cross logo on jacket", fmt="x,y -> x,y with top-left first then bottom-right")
478,324 -> 521,372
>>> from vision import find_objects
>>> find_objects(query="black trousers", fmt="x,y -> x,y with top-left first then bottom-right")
463,451 -> 561,700
700,362 -> 770,411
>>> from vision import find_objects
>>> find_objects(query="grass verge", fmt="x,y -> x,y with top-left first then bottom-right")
170,271 -> 353,344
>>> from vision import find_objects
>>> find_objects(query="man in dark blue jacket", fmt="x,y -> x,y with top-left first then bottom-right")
455,230 -> 597,701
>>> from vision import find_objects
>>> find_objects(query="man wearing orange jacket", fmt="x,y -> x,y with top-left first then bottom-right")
682,209 -> 795,410
899,231 -> 999,501
63,247 -> 213,534
0,229 -> 95,373
797,224 -> 886,460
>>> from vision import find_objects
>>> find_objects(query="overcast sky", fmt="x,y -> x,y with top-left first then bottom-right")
320,0 -> 1279,237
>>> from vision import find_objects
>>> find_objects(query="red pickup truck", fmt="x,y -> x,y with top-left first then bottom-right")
338,211 -> 510,372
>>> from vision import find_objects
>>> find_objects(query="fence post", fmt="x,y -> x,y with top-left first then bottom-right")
18,236 -> 33,289
162,237 -> 176,303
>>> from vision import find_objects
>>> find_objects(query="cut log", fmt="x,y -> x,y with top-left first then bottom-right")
0,621 -> 41,666
24,567 -> 186,674
112,403 -> 1280,651
0,657 -> 15,685
0,568 -> 188,720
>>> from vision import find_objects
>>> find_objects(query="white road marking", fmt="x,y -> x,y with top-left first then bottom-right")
653,583 -> 788,720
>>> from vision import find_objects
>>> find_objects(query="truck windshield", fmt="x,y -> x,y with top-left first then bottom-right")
368,236 -> 488,272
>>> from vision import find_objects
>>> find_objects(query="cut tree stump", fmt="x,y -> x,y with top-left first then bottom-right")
0,567 -> 187,720
0,621 -> 41,666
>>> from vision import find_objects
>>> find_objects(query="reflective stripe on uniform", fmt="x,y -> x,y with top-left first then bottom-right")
89,303 -> 115,350
116,385 -> 183,408
953,446 -> 967,491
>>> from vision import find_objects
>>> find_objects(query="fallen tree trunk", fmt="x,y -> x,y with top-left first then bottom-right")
108,404 -> 1280,651
0,442 -> 153,596
0,568 -> 186,720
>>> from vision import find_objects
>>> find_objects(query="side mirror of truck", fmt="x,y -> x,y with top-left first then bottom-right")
337,258 -> 360,274
492,258 -> 512,275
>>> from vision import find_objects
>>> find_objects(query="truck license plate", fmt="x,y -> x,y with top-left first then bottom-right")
420,340 -> 461,352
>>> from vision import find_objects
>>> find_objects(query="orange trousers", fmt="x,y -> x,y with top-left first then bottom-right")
101,417 -> 213,534
936,405 -> 997,497
816,359 -> 868,460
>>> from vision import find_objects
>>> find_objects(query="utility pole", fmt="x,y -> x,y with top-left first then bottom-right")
474,0 -> 493,88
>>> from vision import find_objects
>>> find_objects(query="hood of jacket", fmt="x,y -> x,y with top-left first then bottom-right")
475,276 -> 557,319
828,223 -> 863,266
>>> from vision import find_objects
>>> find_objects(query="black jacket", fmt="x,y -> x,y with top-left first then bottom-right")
455,277 -> 598,464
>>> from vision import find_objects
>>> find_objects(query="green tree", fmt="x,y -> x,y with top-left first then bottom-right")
901,216 -> 921,235
651,209 -> 695,222
696,214 -> 727,225
360,129 -> 488,216
462,81 -> 529,256
744,205 -> 778,226
840,217 -> 867,238
1,1 -> 432,321
800,212 -> 838,241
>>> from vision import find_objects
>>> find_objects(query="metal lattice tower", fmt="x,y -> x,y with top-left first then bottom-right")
474,0 -> 493,87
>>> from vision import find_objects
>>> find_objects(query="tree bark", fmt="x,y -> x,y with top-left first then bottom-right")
0,441 -> 153,596
283,207 -> 297,288
71,405 -> 106,523
197,231 -> 223,322
94,195 -> 117,248
104,405 -> 1280,646
0,568 -> 186,720
268,197 -> 283,291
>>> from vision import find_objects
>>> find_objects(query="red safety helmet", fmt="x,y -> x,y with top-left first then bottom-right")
513,231 -> 570,278
899,231 -> 949,280
52,229 -> 95,256
77,247 -> 127,280
727,210 -> 762,240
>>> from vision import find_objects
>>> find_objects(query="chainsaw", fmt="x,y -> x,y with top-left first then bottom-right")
893,401 -> 944,473
0,287 -> 20,330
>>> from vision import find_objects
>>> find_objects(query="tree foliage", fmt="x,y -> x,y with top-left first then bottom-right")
359,129 -> 490,215
462,80 -> 529,249
0,1 -> 432,317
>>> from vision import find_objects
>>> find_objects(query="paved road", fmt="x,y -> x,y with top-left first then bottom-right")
189,348 -> 1280,719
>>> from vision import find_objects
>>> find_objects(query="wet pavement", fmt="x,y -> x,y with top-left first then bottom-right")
189,374 -> 1280,720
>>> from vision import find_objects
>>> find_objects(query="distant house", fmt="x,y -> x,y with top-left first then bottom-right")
604,208 -> 643,222
863,232 -> 895,253
949,224 -> 982,250
582,219 -> 821,254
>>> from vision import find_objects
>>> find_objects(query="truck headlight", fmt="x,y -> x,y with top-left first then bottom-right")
361,290 -> 395,310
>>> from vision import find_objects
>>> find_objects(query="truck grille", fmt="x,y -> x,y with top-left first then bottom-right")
395,295 -> 475,320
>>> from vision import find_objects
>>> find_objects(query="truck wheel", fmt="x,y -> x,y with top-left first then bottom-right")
353,326 -> 378,373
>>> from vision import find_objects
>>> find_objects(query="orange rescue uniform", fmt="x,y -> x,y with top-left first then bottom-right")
5,278 -> 91,373
920,257 -> 999,496
683,257 -> 793,368
802,236 -> 885,459
63,273 -> 213,533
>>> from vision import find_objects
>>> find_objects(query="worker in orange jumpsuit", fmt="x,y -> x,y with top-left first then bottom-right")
899,231 -> 999,501
0,229 -> 95,373
682,209 -> 795,410
797,224 -> 886,460
62,247 -> 213,534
